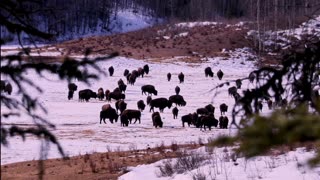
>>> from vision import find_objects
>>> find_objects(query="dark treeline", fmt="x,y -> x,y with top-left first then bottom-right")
1,0 -> 319,42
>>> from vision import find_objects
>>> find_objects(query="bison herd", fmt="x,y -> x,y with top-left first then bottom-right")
66,64 -> 295,131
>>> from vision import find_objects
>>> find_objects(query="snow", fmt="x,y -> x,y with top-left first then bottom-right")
120,147 -> 320,180
247,15 -> 320,52
1,47 -> 258,165
176,22 -> 220,28
107,10 -> 159,34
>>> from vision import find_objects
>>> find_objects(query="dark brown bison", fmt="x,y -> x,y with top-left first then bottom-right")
199,114 -> 218,131
219,103 -> 228,115
79,89 -> 97,102
175,86 -> 180,95
105,89 -> 110,101
204,67 -> 213,77
219,116 -> 229,129
143,64 -> 149,74
68,83 -> 78,91
181,113 -> 193,127
217,69 -> 224,80
196,108 -> 209,115
152,112 -> 163,128
120,114 -> 129,126
178,72 -> 184,83
121,109 -> 141,124
67,83 -> 78,100
118,79 -> 124,86
108,66 -> 114,76
97,87 -> 104,101
108,91 -> 125,101
102,104 -> 111,111
228,86 -> 237,97
169,95 -> 186,106
128,74 -> 136,85
167,73 -> 171,81
235,79 -> 242,89
204,104 -> 215,114
115,100 -> 127,113
149,98 -> 172,112
137,100 -> 146,111
138,67 -> 145,78
141,85 -> 158,96
131,70 -> 139,78
100,106 -> 119,124
172,107 -> 179,119
123,69 -> 129,77
119,84 -> 127,93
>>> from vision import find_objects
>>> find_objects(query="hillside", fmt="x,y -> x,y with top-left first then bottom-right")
50,22 -> 251,61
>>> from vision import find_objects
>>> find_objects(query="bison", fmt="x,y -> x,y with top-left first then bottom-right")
178,72 -> 184,83
199,114 -> 218,131
120,114 -> 129,126
181,113 -> 194,127
137,100 -> 146,111
175,86 -> 180,95
219,103 -> 228,115
172,107 -> 179,119
97,87 -> 104,101
167,73 -> 171,81
219,116 -> 229,129
123,69 -> 129,77
196,108 -> 209,115
141,85 -> 158,96
67,83 -> 78,100
128,74 -> 136,85
228,86 -> 237,97
119,84 -> 127,93
100,106 -> 119,124
108,66 -> 114,76
204,104 -> 215,114
121,109 -> 141,124
204,67 -> 213,77
217,69 -> 224,80
143,64 -> 149,74
149,98 -> 172,112
169,95 -> 186,106
105,89 -> 110,101
152,112 -> 163,128
108,91 -> 125,101
79,89 -> 97,102
138,67 -> 145,78
115,100 -> 127,113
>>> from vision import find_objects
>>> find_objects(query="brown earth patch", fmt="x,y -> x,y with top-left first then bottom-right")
1,143 -> 202,180
49,23 -> 251,62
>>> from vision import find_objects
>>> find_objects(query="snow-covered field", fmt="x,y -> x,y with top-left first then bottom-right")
1,47 -> 320,179
1,48 -> 257,165
120,147 -> 320,180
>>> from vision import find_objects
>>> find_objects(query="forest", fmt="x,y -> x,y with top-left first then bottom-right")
1,0 -> 319,42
